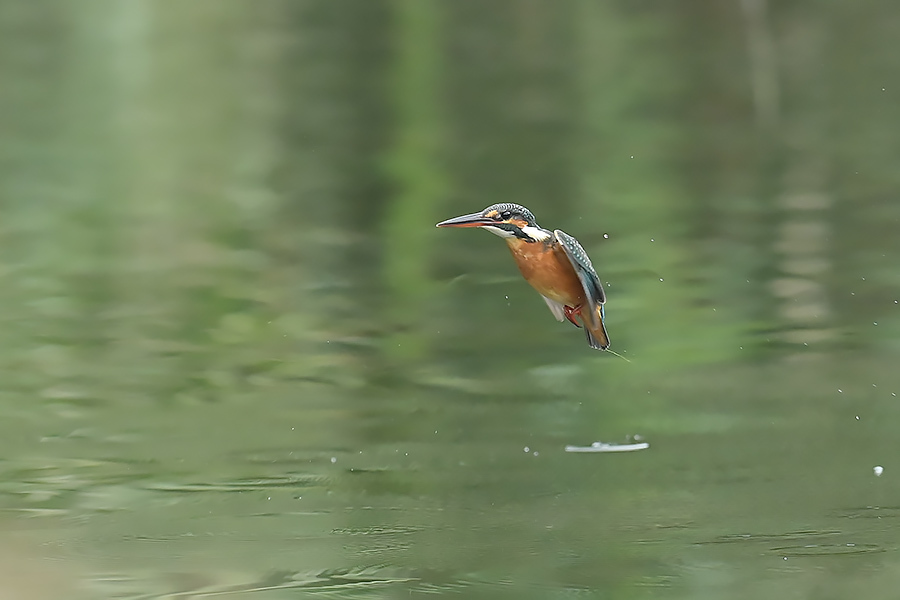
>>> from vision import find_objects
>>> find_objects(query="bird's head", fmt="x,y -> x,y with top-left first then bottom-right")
436,203 -> 547,242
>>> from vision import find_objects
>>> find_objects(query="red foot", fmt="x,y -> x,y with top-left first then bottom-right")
563,304 -> 582,328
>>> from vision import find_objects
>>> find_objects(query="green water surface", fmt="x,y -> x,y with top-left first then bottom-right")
1,1 -> 900,598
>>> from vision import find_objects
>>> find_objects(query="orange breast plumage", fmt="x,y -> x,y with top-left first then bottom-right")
504,239 -> 585,307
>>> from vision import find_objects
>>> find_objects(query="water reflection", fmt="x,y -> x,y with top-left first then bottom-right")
1,1 -> 900,598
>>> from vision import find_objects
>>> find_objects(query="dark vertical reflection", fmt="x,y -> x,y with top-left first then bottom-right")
381,0 -> 444,363
443,0 -> 576,222
277,0 -> 391,381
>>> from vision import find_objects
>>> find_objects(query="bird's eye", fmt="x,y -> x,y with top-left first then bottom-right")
500,211 -> 511,220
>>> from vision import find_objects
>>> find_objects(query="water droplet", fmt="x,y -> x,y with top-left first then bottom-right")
875,466 -> 884,476
603,233 -> 609,239
330,457 -> 337,463
523,447 -> 530,453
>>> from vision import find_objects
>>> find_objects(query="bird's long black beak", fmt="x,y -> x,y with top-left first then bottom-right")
435,212 -> 493,228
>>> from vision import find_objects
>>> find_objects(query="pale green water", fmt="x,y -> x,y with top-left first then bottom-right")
2,1 -> 900,598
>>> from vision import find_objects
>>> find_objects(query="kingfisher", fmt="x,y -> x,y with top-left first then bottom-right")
436,203 -> 610,350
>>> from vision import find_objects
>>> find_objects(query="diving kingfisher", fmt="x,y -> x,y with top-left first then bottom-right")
437,203 -> 610,350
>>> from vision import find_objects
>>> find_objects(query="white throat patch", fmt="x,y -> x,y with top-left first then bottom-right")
521,226 -> 551,241
482,225 -> 515,239
481,224 -> 550,241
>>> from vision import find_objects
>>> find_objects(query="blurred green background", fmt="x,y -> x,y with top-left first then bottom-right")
1,0 -> 900,598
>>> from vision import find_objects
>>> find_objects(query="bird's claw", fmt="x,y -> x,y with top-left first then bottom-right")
563,304 -> 582,328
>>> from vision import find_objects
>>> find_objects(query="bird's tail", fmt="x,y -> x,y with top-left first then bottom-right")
583,304 -> 609,350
